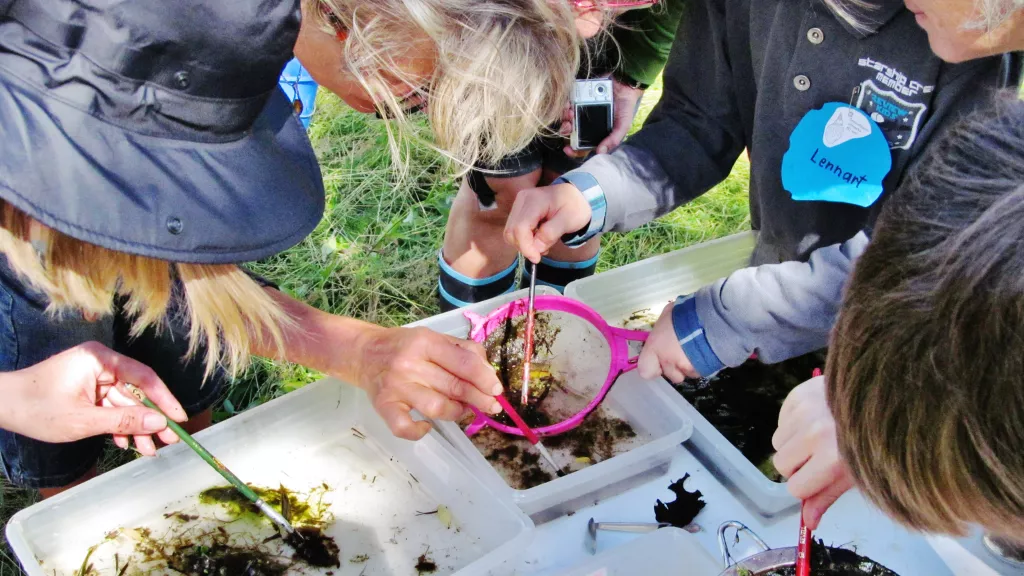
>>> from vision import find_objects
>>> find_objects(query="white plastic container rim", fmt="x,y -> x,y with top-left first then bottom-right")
553,527 -> 721,576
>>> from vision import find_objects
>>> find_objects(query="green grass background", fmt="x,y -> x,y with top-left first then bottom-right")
0,78 -> 751,574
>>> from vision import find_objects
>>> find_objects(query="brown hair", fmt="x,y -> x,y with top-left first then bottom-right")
0,203 -> 291,379
827,96 -> 1024,536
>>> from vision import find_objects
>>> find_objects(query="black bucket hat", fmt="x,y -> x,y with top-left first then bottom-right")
0,0 -> 325,264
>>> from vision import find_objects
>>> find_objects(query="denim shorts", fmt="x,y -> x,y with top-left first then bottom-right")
0,256 -> 226,489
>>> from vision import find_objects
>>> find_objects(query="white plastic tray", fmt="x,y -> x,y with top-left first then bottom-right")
6,379 -> 533,576
553,527 -> 720,576
409,290 -> 693,523
563,232 -> 798,517
563,232 -> 756,326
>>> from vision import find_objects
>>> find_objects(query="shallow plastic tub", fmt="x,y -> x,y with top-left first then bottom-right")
563,232 -> 798,517
553,527 -> 720,576
6,379 -> 533,576
409,290 -> 693,523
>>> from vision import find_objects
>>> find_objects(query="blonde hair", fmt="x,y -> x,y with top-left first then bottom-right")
825,0 -> 1024,33
967,0 -> 1024,30
308,0 -> 583,169
0,202 -> 290,379
822,0 -> 878,34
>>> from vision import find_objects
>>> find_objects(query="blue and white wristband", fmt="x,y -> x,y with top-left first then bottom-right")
671,294 -> 725,378
553,172 -> 607,248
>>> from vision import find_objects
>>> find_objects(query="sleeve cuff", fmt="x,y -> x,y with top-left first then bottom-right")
671,294 -> 725,377
554,172 -> 607,248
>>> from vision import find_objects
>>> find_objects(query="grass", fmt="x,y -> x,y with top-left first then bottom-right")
0,76 -> 750,574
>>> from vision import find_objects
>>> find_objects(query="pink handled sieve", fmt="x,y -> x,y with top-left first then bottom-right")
463,295 -> 649,437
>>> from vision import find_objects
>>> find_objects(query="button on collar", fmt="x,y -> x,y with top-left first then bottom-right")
807,27 -> 824,44
166,216 -> 183,235
174,71 -> 190,90
793,75 -> 811,91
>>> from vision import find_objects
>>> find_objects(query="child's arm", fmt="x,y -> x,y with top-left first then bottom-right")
505,0 -> 744,256
636,231 -> 869,379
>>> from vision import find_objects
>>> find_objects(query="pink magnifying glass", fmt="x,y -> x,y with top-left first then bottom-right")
463,295 -> 649,437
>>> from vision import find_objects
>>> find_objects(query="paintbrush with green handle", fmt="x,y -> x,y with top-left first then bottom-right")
122,382 -> 299,537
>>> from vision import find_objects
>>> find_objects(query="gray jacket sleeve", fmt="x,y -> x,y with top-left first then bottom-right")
691,232 -> 870,368
563,0 -> 746,234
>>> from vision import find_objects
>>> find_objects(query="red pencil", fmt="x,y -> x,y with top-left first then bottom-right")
798,367 -> 822,576
797,506 -> 812,576
494,394 -> 563,476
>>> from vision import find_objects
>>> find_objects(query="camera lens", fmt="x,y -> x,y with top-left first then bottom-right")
597,85 -> 606,94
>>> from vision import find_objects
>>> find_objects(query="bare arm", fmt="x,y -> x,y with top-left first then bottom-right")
253,289 -> 503,440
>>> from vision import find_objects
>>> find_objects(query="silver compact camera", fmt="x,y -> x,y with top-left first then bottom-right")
570,78 -> 614,151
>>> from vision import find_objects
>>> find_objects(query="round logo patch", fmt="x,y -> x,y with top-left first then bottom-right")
781,102 -> 892,207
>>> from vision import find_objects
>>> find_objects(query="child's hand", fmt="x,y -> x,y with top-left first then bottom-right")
772,376 -> 855,529
504,182 -> 592,263
636,301 -> 699,382
0,342 -> 187,455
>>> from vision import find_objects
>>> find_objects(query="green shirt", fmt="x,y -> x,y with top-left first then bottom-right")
612,0 -> 685,86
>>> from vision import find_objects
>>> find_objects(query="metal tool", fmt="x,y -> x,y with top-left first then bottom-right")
983,533 -> 1024,566
494,394 -> 564,477
122,383 -> 299,537
521,261 -> 538,406
586,518 -> 671,554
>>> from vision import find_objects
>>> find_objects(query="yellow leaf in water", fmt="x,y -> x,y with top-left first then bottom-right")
575,456 -> 592,464
437,504 -> 453,529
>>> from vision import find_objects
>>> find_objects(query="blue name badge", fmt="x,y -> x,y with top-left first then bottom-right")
781,102 -> 892,207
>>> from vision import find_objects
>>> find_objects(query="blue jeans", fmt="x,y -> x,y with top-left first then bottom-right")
0,256 -> 225,488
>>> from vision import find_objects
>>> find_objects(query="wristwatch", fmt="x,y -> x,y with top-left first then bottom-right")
612,70 -> 650,91
553,172 -> 607,248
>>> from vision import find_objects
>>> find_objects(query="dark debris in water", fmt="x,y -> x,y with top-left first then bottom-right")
169,542 -> 289,576
483,312 -> 564,424
755,541 -> 899,575
468,405 -> 637,490
76,483 -> 337,576
415,551 -> 438,574
285,527 -> 340,568
674,350 -> 826,482
653,474 -> 705,528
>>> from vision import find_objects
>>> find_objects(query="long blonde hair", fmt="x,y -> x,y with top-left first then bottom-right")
0,202 -> 290,380
308,0 -> 583,169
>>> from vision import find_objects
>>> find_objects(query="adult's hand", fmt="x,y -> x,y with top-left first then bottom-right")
560,78 -> 645,159
0,342 -> 186,456
504,182 -> 592,263
772,375 -> 855,529
636,300 -> 699,383
355,326 -> 503,440
596,79 -> 645,155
